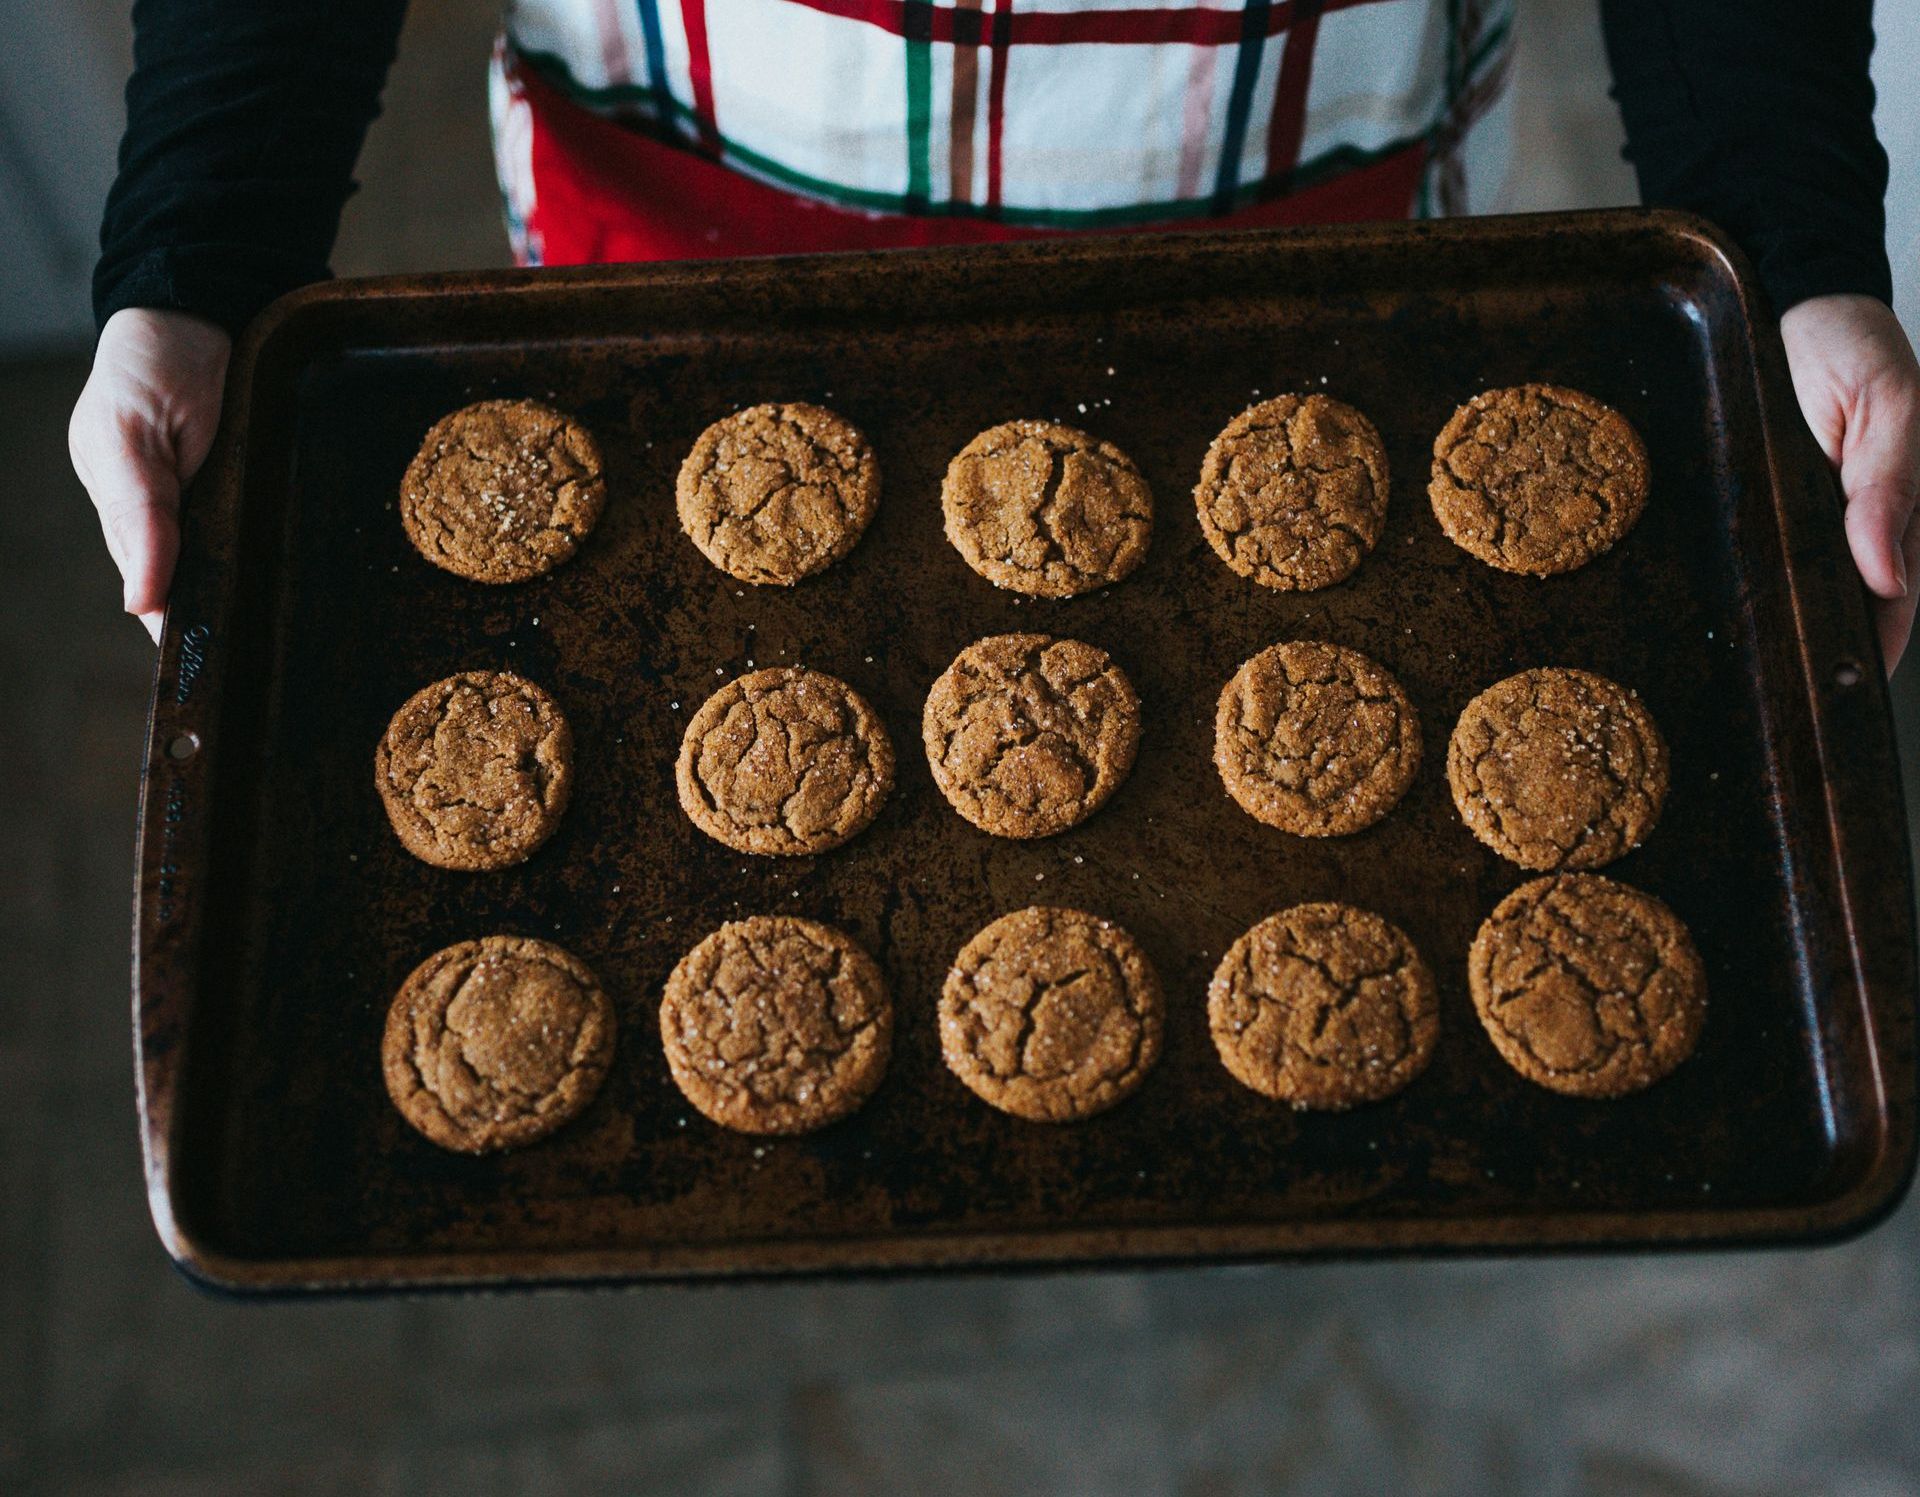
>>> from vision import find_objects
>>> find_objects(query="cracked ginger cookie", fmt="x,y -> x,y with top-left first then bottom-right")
1209,903 -> 1438,1110
940,906 -> 1163,1122
942,419 -> 1153,597
1429,384 -> 1648,575
661,917 -> 892,1134
676,403 -> 879,585
1448,667 -> 1667,871
383,936 -> 615,1153
1469,874 -> 1705,1098
923,634 -> 1141,839
400,399 -> 605,583
677,667 -> 894,856
1215,641 -> 1420,836
1195,394 -> 1390,591
376,670 -> 572,871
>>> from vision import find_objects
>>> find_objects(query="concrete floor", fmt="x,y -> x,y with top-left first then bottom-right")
6,0 -> 1920,1492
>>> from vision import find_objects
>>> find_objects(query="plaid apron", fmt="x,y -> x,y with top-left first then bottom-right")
490,0 -> 1514,265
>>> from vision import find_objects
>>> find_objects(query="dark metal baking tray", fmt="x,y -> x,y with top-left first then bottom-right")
134,210 -> 1917,1293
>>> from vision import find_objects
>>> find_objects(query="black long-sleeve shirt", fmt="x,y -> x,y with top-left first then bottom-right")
96,0 -> 406,335
1599,0 -> 1890,314
93,0 -> 1895,336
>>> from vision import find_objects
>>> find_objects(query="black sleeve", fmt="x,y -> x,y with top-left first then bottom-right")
94,0 -> 410,337
1599,0 -> 1892,315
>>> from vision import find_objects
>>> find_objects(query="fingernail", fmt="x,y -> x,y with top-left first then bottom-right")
1897,550 -> 1909,598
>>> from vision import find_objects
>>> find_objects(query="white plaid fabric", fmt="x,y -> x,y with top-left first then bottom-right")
498,0 -> 1514,228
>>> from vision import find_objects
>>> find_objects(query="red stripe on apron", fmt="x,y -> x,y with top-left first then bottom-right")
984,0 -> 1013,211
1265,0 -> 1323,189
679,0 -> 720,153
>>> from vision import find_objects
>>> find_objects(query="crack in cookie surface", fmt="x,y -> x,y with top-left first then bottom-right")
1468,873 -> 1705,1097
1428,384 -> 1648,575
942,420 -> 1153,597
923,633 -> 1140,839
677,667 -> 894,856
376,670 -> 572,870
1195,394 -> 1389,591
660,916 -> 891,1134
677,403 -> 880,585
940,906 -> 1163,1122
383,936 -> 614,1153
1448,667 -> 1668,871
1214,641 -> 1420,836
1209,902 -> 1438,1110
401,399 -> 605,583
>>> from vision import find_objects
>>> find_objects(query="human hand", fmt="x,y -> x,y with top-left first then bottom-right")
68,308 -> 231,643
1780,293 -> 1920,673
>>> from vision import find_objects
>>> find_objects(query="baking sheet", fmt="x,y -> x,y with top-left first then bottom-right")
134,211 -> 1917,1291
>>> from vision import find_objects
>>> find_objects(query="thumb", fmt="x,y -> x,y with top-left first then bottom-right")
83,420 -> 183,620
1838,384 -> 1920,602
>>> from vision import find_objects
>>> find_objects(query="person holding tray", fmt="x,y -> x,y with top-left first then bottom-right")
69,0 -> 1919,665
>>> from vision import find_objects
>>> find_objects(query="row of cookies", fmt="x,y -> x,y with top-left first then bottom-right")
374,645 -> 1667,876
1228,648 -> 1669,865
673,638 -> 1136,853
383,874 -> 1708,1155
396,398 -> 1146,592
396,383 -> 1648,598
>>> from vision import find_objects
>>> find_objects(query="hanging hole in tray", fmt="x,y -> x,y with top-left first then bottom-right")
166,732 -> 201,762
1833,660 -> 1864,690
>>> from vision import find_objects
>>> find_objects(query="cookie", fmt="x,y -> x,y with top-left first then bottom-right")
1209,903 -> 1439,1110
1214,641 -> 1420,836
940,906 -> 1163,1122
382,936 -> 615,1153
1194,394 -> 1390,591
660,916 -> 892,1134
1429,384 -> 1649,575
677,668 -> 894,857
1469,874 -> 1706,1098
1449,667 -> 1668,871
676,403 -> 880,585
941,420 -> 1153,597
400,399 -> 605,583
376,671 -> 572,871
923,633 -> 1141,839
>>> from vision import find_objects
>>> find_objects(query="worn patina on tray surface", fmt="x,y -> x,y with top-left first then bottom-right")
134,212 -> 1917,1292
